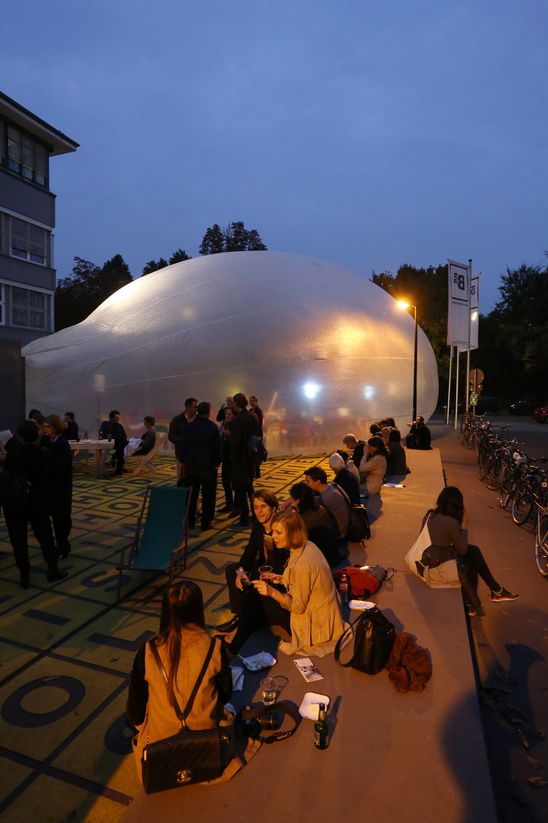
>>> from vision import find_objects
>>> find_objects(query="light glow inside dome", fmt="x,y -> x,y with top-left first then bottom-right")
23,251 -> 438,454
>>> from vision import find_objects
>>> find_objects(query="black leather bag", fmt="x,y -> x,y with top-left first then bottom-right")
335,605 -> 396,675
141,639 -> 233,793
346,504 -> 371,541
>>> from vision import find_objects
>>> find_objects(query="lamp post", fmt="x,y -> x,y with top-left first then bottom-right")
397,301 -> 418,422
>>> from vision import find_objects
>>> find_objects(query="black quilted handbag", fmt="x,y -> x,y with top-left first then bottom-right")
142,639 -> 233,793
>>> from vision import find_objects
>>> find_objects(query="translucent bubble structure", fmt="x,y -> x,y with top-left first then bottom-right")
24,251 -> 438,454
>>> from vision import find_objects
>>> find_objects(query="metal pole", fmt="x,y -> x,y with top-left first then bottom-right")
465,258 -> 472,415
446,346 -> 453,425
454,347 -> 460,429
412,305 -> 418,422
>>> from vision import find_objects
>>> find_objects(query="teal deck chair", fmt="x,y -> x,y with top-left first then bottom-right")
117,485 -> 189,601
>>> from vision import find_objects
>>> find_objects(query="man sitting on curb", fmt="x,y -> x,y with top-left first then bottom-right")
304,466 -> 350,542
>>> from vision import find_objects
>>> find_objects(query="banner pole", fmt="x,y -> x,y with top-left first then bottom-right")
446,346 -> 453,425
454,347 -> 460,429
465,258 -> 472,417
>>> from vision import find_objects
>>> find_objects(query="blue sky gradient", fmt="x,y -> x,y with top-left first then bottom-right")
3,0 -> 547,311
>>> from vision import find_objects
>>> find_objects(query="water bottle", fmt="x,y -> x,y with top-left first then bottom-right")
339,573 -> 349,604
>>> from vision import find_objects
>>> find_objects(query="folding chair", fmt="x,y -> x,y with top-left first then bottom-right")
129,431 -> 167,477
116,484 -> 189,601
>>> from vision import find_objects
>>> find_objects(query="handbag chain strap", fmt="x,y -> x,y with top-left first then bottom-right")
149,636 -> 217,727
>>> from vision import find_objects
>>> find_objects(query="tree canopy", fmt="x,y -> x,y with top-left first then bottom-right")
199,221 -> 267,255
55,255 -> 132,330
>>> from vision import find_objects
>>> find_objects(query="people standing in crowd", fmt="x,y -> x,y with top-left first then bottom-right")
1,421 -> 66,588
249,395 -> 265,478
180,402 -> 221,532
217,491 -> 287,638
252,509 -> 346,656
419,487 -> 518,617
63,412 -> 79,441
329,452 -> 360,505
41,415 -> 73,559
289,482 -> 339,566
127,580 -> 239,786
133,416 -> 157,456
99,410 -> 129,476
406,416 -> 432,450
219,407 -> 235,513
304,466 -> 350,540
230,392 -> 260,527
342,433 -> 366,473
386,429 -> 409,476
168,397 -> 198,485
216,396 -> 233,423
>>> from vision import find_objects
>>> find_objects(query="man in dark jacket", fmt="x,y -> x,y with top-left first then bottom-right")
180,401 -> 221,531
1,420 -> 65,588
230,392 -> 260,527
168,397 -> 197,485
99,410 -> 128,475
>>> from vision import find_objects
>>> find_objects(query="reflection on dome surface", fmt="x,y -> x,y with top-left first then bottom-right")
24,251 -> 438,454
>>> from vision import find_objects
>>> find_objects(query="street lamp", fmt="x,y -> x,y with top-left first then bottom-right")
396,300 -> 418,422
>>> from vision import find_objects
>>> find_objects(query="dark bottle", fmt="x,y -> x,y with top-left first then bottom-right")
314,703 -> 329,749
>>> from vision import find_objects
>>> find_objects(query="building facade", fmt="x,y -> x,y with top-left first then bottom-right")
0,91 -> 78,347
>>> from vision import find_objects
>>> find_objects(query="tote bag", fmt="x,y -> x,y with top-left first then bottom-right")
405,515 -> 461,589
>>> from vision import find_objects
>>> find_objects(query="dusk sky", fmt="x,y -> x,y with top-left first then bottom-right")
3,0 -> 547,312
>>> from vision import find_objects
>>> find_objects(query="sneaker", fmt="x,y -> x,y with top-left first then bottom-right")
491,588 -> 519,603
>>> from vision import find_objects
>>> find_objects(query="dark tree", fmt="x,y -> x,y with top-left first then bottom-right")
55,254 -> 132,330
141,258 -> 168,276
199,224 -> 225,255
169,248 -> 192,264
199,221 -> 267,254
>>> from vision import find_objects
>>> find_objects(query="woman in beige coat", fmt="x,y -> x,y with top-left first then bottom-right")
127,580 -> 258,785
253,509 -> 346,656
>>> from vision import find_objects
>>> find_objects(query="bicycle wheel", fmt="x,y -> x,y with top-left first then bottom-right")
485,460 -> 501,491
498,485 -> 513,509
535,516 -> 548,576
512,489 -> 534,525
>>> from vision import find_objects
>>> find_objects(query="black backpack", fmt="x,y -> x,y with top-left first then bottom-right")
335,606 -> 396,675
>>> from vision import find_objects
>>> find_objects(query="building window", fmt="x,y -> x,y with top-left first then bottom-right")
11,287 -> 48,330
4,123 -> 49,188
10,217 -> 48,265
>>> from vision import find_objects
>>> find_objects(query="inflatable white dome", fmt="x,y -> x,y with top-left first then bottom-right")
24,251 -> 438,455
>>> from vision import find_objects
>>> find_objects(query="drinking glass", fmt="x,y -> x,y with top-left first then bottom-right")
258,565 -> 273,580
260,676 -> 277,706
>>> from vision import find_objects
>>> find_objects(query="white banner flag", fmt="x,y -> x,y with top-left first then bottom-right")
447,260 -> 470,346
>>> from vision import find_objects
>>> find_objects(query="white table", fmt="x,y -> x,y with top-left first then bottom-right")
68,439 -> 114,476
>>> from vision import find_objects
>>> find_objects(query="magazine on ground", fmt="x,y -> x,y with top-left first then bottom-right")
294,658 -> 324,683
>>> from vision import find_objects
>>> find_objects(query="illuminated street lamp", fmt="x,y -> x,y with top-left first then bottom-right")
397,300 -> 418,423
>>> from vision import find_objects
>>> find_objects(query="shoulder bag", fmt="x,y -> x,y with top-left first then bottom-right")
141,637 -> 233,794
335,605 -> 396,675
404,514 -> 461,588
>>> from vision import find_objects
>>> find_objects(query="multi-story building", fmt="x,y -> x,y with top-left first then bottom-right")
0,91 -> 78,347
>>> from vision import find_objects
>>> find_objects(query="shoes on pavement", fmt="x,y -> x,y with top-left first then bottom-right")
47,566 -> 68,583
491,588 -> 519,603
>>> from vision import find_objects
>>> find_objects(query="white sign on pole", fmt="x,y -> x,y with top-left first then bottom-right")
470,276 -> 479,310
447,259 -> 470,347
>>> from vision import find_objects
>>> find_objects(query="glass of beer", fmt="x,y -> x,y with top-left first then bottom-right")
260,676 -> 278,706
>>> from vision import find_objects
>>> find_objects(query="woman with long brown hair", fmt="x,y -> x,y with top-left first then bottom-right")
127,581 -> 233,784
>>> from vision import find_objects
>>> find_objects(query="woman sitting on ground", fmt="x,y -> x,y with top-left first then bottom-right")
359,436 -> 388,496
289,482 -> 339,566
421,486 -> 518,616
127,581 -> 254,784
386,429 -> 409,476
253,509 -> 346,656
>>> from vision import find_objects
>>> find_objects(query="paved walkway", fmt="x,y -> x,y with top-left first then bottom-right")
0,446 -> 500,823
